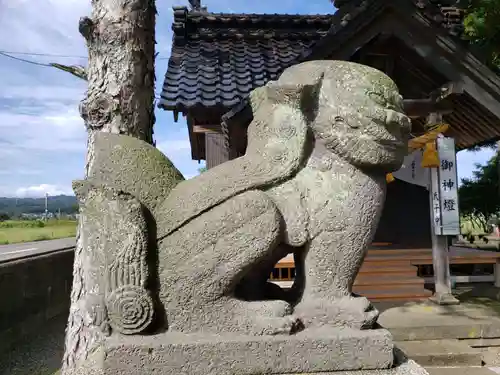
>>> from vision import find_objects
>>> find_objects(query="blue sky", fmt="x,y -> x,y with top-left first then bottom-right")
0,0 -> 496,198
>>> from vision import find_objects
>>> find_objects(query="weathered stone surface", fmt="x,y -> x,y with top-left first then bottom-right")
65,360 -> 430,375
153,60 -> 411,336
69,60 -> 412,373
73,182 -> 155,335
396,339 -> 483,367
379,301 -> 500,341
99,328 -> 394,375
89,131 -> 185,218
157,189 -> 301,336
481,347 -> 500,366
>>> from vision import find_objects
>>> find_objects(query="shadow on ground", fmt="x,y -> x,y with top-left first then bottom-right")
0,314 -> 66,375
376,283 -> 500,317
3,284 -> 500,375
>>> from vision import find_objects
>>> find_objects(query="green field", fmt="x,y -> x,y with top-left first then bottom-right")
0,216 -> 492,246
0,220 -> 77,245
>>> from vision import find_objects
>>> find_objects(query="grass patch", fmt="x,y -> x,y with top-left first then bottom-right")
0,220 -> 77,245
459,296 -> 500,316
453,284 -> 500,317
461,217 -> 487,236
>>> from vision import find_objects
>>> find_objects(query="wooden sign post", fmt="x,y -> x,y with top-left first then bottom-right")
428,134 -> 460,305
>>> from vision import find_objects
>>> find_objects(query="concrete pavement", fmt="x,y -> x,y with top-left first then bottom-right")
0,237 -> 75,262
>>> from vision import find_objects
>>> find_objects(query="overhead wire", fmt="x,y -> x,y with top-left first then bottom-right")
0,50 -> 170,61
0,51 -> 54,67
0,50 -> 87,59
0,50 -> 166,100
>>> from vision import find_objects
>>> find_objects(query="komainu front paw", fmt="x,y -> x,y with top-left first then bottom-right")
237,300 -> 304,336
254,314 -> 304,336
294,295 -> 379,330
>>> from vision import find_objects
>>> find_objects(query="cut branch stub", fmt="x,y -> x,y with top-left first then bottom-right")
79,17 -> 94,40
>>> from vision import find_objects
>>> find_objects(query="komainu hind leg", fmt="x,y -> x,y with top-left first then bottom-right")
234,243 -> 295,303
157,190 -> 303,336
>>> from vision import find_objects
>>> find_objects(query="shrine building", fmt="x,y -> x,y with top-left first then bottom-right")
159,0 -> 500,301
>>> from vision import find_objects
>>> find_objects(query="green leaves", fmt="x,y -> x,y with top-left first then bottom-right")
462,0 -> 500,69
459,153 -> 499,232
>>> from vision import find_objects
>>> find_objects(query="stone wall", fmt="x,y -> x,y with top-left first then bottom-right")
0,248 -> 74,353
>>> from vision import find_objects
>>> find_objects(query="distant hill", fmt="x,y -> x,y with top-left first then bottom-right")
0,195 -> 78,217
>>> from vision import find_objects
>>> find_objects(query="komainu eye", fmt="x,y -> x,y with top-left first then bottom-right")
368,91 -> 389,107
334,115 -> 358,129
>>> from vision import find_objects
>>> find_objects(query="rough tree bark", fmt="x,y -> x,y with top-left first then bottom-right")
497,141 -> 500,201
62,0 -> 156,372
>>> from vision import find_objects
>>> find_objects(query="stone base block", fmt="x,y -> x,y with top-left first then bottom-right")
91,327 -> 397,375
279,360 -> 429,375
66,360 -> 430,375
332,360 -> 429,375
429,293 -> 460,306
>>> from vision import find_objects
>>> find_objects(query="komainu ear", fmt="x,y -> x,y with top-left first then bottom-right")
225,71 -> 324,131
248,85 -> 269,114
299,72 -> 324,124
265,72 -> 324,124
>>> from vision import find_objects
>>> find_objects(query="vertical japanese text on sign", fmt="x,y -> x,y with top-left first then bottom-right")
436,137 -> 460,235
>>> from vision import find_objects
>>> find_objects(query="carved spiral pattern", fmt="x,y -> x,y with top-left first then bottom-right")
269,143 -> 289,162
106,285 -> 154,335
277,123 -> 297,139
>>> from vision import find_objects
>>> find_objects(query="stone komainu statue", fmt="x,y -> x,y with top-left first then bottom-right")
74,60 -> 411,337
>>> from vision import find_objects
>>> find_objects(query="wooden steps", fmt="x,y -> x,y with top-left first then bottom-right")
354,275 -> 423,287
355,255 -> 430,301
353,288 -> 432,301
353,273 -> 431,299
358,264 -> 417,276
270,246 -> 436,302
270,244 -> 500,302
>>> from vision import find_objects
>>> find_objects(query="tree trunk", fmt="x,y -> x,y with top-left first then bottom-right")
497,141 -> 500,201
62,0 -> 156,372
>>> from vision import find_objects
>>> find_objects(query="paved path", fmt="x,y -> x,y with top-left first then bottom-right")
427,368 -> 500,375
0,238 -> 75,262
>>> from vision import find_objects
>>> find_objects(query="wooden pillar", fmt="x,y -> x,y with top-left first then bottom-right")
495,260 -> 500,288
205,132 -> 230,169
428,187 -> 458,304
427,113 -> 459,305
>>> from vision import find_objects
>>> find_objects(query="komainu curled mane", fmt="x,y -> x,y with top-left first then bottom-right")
73,60 -> 411,338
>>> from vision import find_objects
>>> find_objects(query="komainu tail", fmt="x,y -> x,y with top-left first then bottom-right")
87,132 -> 185,220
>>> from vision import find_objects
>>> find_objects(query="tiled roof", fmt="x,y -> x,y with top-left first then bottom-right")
416,0 -> 465,36
294,0 -> 466,63
158,7 -> 333,112
159,1 -> 467,113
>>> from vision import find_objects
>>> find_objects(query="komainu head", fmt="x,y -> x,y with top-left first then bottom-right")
258,60 -> 411,173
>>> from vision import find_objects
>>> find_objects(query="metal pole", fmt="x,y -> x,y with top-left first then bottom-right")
45,193 -> 49,221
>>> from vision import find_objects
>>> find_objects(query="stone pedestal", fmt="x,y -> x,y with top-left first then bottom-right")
71,327 -> 428,375
429,292 -> 460,305
69,361 -> 429,375
62,61 -> 428,375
